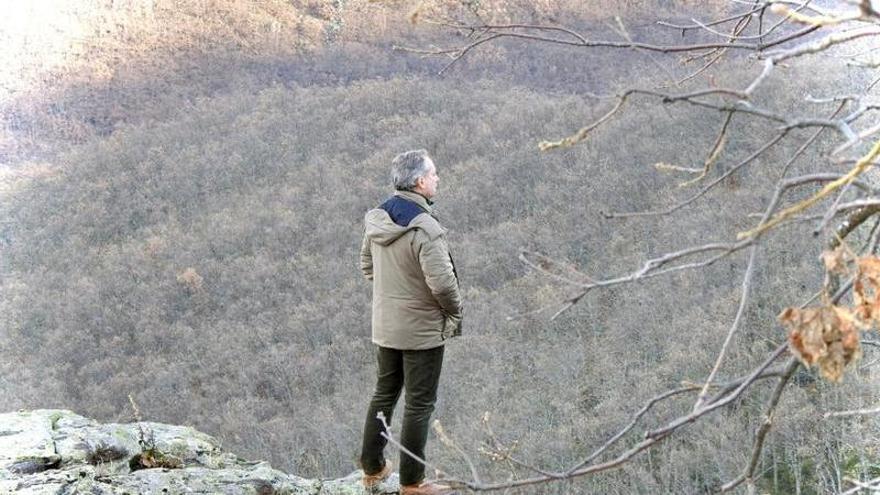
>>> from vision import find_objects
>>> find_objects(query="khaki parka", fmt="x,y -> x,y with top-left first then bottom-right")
359,191 -> 462,350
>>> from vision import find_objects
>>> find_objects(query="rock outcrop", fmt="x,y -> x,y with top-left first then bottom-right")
0,410 -> 399,494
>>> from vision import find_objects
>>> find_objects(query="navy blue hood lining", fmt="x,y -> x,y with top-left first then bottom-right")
379,196 -> 427,227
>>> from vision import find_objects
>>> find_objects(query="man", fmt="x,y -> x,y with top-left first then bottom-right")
358,149 -> 462,495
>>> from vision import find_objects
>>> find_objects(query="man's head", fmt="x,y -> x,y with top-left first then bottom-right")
390,149 -> 439,199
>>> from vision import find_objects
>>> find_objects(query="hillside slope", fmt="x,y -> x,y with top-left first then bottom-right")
3,1 -> 878,493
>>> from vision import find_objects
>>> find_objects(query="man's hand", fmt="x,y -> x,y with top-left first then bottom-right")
443,312 -> 463,339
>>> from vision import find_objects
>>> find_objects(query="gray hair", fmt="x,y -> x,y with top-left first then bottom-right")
390,149 -> 431,191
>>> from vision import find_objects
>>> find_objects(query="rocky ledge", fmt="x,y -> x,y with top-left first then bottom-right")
0,410 -> 399,494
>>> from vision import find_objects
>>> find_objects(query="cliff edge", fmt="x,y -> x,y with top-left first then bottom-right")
0,410 -> 397,494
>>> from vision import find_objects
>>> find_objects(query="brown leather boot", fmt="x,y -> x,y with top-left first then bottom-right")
399,480 -> 454,495
362,461 -> 393,489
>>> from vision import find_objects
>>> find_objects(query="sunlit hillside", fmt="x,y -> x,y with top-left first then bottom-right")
1,0 -> 357,162
0,0 -> 720,164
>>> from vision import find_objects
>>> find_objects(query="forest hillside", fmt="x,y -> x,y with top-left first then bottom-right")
3,1 -> 879,493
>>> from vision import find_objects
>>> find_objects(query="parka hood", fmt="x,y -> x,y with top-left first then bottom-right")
364,192 -> 446,246
364,209 -> 418,246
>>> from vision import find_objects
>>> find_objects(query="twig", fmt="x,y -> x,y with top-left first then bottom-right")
738,137 -> 880,239
837,120 -> 880,155
814,181 -> 859,236
658,343 -> 788,431
719,357 -> 800,492
767,27 -> 880,62
694,245 -> 759,410
538,94 -> 629,150
686,2 -> 805,42
562,385 -> 700,476
480,414 -> 556,478
519,250 -> 594,286
824,404 -> 880,418
841,476 -> 880,495
609,16 -> 678,86
676,10 -> 754,85
769,3 -> 865,27
657,6 -> 766,30
779,100 -> 848,178
377,412 -> 453,482
868,73 -> 880,92
537,239 -> 754,322
434,420 -> 482,485
606,131 -> 786,219
828,203 -> 880,253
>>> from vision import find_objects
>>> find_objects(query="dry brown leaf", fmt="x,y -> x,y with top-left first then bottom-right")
857,256 -> 880,276
780,306 -> 862,382
855,256 -> 880,326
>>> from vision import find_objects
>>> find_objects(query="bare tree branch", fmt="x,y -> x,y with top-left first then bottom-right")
683,1 -> 810,42
557,239 -> 751,303
656,5 -> 766,31
675,9 -> 756,85
403,4 -> 880,492
450,347 -> 790,492
738,138 -> 880,240
651,343 -> 788,437
767,26 -> 880,62
538,93 -> 629,151
377,412 -> 453,481
564,362 -> 792,477
401,344 -> 790,493
828,203 -> 880,250
841,476 -> 880,495
396,16 -> 823,76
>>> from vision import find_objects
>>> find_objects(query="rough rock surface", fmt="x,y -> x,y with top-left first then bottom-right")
0,410 -> 399,494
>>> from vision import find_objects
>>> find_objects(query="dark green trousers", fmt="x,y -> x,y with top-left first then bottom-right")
360,345 -> 445,486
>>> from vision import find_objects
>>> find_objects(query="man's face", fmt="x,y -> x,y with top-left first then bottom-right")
415,158 -> 439,199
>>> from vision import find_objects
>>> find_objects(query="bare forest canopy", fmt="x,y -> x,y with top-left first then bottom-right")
2,1 -> 880,494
